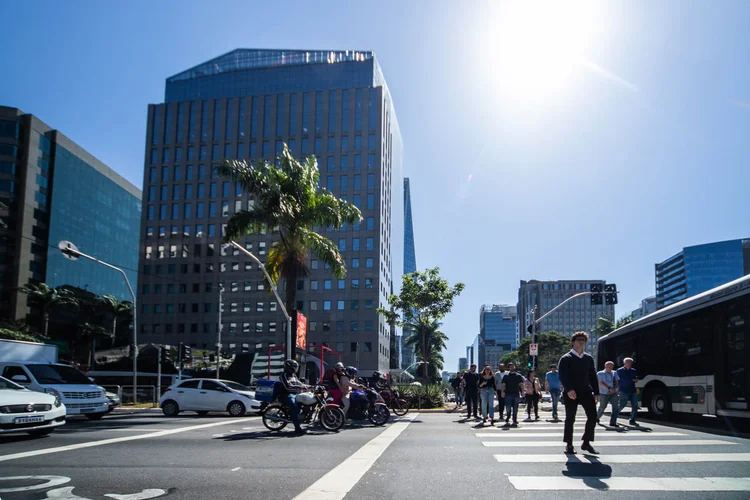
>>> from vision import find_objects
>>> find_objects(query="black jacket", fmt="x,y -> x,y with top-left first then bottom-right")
558,351 -> 598,399
478,375 -> 496,391
462,372 -> 480,393
280,371 -> 306,395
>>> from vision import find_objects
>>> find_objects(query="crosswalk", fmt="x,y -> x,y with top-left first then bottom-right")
469,409 -> 750,493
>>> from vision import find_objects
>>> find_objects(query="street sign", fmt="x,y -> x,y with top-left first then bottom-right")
58,240 -> 80,260
529,343 -> 538,356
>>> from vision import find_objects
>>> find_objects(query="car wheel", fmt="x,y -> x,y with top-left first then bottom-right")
86,413 -> 105,420
227,401 -> 246,417
28,428 -> 54,437
162,400 -> 180,417
196,411 -> 209,416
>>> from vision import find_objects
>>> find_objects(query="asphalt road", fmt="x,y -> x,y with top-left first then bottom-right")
0,408 -> 749,500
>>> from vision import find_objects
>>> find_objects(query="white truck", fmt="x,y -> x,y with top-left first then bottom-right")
0,339 -> 110,419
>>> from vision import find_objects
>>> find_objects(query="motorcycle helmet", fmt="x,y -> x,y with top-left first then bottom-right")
284,359 -> 299,374
335,362 -> 345,371
345,366 -> 358,379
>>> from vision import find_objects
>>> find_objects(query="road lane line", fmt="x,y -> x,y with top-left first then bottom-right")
495,453 -> 750,463
0,418 -> 254,463
292,413 -> 418,500
478,431 -> 685,438
483,439 -> 733,447
507,476 -> 750,491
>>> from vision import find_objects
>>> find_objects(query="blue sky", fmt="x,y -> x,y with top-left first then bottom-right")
2,1 -> 749,371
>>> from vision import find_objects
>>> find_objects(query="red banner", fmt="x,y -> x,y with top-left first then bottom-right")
296,312 -> 307,350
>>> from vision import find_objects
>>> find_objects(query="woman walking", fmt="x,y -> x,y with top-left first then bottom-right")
478,365 -> 497,425
524,369 -> 542,420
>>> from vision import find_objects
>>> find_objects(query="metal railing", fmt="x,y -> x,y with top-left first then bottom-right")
119,385 -> 157,406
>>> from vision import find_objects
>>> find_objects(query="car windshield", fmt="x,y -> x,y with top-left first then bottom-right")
221,381 -> 251,392
0,377 -> 24,391
27,364 -> 93,385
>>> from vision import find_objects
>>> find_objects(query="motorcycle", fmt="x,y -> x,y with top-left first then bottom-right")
343,386 -> 390,426
262,385 -> 345,432
378,386 -> 409,417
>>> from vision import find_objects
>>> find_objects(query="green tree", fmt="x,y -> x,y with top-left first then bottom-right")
404,318 -> 449,377
217,146 -> 361,351
18,283 -> 78,337
592,314 -> 634,340
79,322 -> 113,367
98,295 -> 133,347
502,331 -> 570,375
378,267 -> 465,382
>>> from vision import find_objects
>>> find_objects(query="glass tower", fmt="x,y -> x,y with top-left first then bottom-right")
399,177 -> 417,370
480,304 -> 517,369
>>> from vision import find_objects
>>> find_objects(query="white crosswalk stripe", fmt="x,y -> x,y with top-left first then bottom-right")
507,476 -> 750,491
482,439 -> 733,447
478,431 -> 686,438
494,453 -> 750,463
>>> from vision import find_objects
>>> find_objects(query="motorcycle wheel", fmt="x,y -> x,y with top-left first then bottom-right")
391,399 -> 409,417
369,404 -> 391,426
319,406 -> 345,431
262,404 -> 290,432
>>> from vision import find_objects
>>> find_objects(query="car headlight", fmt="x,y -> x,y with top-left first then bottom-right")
45,388 -> 62,407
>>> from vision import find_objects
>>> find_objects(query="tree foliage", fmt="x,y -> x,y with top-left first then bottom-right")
500,331 -> 570,375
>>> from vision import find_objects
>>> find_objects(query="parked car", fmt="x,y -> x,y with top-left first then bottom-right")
105,391 -> 121,412
159,379 -> 261,417
0,375 -> 66,437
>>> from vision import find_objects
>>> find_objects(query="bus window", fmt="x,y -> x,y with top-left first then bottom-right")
670,313 -> 714,377
725,300 -> 747,407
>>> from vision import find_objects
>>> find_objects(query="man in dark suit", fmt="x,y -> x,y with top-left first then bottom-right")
557,331 -> 599,454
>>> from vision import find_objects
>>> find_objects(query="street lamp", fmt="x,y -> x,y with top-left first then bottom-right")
57,240 -> 138,401
228,240 -> 293,360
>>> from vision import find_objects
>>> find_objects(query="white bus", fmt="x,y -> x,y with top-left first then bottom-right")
597,274 -> 749,420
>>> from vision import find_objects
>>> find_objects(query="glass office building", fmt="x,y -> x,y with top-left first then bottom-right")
0,106 -> 141,321
399,177 -> 417,370
137,49 -> 404,374
655,239 -> 750,309
480,304 -> 517,369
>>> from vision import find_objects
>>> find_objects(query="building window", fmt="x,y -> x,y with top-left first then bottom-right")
324,280 -> 331,290
352,259 -> 359,268
323,301 -> 331,311
337,300 -> 344,310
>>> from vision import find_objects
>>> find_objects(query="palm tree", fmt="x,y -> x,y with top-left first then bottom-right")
79,322 -> 113,368
592,314 -> 634,339
18,283 -> 78,337
405,318 -> 448,379
217,145 -> 362,347
99,295 -> 133,346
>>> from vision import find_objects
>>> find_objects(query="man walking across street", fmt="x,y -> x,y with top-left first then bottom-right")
616,357 -> 640,426
596,361 -> 620,427
545,364 -> 561,421
558,331 -> 599,455
500,362 -> 525,427
463,364 -> 480,420
494,363 -> 506,420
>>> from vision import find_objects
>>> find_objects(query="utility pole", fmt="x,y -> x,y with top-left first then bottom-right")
157,345 -> 162,399
216,283 -> 224,379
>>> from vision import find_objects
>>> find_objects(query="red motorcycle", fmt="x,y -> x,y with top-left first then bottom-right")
378,386 -> 409,417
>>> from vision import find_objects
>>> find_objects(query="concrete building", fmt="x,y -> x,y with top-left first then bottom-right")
0,106 -> 141,321
517,279 -> 615,354
136,49 -> 404,374
655,239 -> 750,309
631,296 -> 657,320
480,304 -> 517,369
399,177 -> 417,370
458,357 -> 468,371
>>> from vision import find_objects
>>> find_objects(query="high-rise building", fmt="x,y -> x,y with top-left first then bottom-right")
480,304 -> 517,369
631,296 -> 657,319
472,334 -> 482,367
655,239 -> 750,309
466,345 -> 474,366
517,279 -> 615,354
458,357 -> 468,371
0,106 -> 141,321
137,49 -> 403,375
399,177 -> 417,370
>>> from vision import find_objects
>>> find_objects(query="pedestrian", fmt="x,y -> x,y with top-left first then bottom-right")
596,361 -> 620,427
524,369 -> 542,420
615,357 -> 639,426
450,372 -> 463,408
500,362 -> 525,427
494,363 -> 507,420
545,364 -> 561,421
478,365 -> 496,425
558,331 -> 599,455
462,364 -> 480,420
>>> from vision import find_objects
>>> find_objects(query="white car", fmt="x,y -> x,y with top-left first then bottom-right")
159,379 -> 261,417
0,375 -> 66,436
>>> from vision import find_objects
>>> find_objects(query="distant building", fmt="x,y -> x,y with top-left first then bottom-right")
399,177 -> 417,370
479,304 -> 517,369
655,239 -> 750,309
632,296 -> 657,319
472,334 -> 482,367
466,345 -> 474,366
458,357 -> 468,371
0,106 -> 141,322
517,279 -> 615,355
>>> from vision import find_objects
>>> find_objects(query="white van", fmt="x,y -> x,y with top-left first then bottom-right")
0,362 -> 110,419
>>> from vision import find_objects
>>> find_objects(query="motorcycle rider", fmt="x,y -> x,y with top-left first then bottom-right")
328,362 -> 346,406
338,366 -> 365,421
280,359 -> 308,435
369,371 -> 388,390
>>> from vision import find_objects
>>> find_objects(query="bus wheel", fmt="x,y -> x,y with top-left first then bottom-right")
645,388 -> 670,420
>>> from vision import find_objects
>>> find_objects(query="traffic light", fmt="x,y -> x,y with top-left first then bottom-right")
526,324 -> 533,335
605,284 -> 618,305
159,345 -> 169,365
178,343 -> 193,363
590,283 -> 603,305
527,355 -> 534,369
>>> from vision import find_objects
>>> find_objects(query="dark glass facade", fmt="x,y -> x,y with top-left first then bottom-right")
655,239 -> 750,309
480,305 -> 517,368
399,177 -> 417,370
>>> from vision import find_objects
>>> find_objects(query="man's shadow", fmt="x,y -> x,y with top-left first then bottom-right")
562,454 -> 613,489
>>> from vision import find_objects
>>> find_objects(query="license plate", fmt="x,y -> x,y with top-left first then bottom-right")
79,408 -> 95,413
14,416 -> 45,424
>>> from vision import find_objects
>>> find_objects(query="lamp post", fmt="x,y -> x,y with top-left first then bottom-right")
228,241 -> 292,360
57,240 -> 137,401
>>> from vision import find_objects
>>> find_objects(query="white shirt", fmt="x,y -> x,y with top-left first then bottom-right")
494,371 -> 506,388
570,349 -> 586,359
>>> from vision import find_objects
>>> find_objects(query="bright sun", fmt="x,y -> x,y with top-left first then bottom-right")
490,2 -> 595,97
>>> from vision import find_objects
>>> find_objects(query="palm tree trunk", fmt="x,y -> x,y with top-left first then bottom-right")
112,317 -> 117,348
43,310 -> 49,338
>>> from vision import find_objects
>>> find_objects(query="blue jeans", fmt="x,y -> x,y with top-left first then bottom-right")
505,394 -> 521,423
597,393 -> 619,425
618,391 -> 638,422
549,388 -> 561,418
283,394 -> 302,430
480,387 -> 495,419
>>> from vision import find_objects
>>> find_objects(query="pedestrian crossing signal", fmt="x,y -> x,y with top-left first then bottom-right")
590,284 -> 603,305
527,355 -> 534,368
605,284 -> 618,305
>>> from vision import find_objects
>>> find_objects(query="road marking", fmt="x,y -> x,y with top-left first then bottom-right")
478,432 -> 685,438
476,426 -> 616,431
0,475 -> 71,493
507,476 -> 750,491
292,413 -> 418,500
483,439 -> 732,447
495,453 -> 750,463
0,418 -> 254,463
105,428 -> 182,432
231,467 -> 241,471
